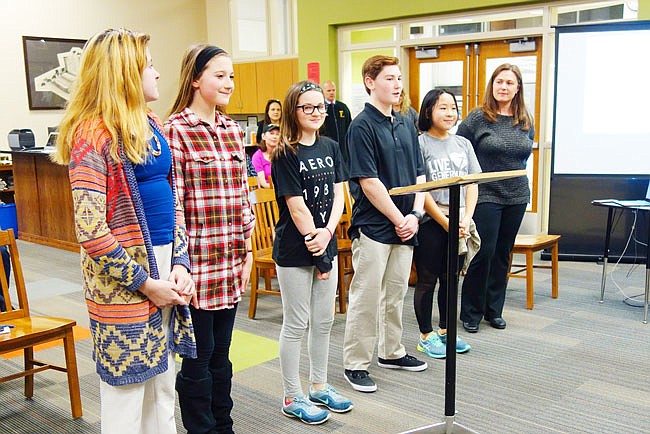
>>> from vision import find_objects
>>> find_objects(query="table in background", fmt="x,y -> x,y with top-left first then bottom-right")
592,200 -> 649,324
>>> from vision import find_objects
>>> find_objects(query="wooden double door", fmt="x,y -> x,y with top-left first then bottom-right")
408,38 -> 542,211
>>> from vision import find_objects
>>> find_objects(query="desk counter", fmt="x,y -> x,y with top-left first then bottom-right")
12,150 -> 78,252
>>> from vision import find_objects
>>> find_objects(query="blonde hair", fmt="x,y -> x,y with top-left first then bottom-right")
396,89 -> 412,116
54,28 -> 151,165
168,44 -> 229,117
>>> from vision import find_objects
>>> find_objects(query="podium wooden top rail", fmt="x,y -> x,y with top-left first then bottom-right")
388,170 -> 527,196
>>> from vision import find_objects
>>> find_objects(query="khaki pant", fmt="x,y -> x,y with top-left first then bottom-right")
343,232 -> 413,371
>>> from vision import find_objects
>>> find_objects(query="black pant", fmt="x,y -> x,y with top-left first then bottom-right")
177,304 -> 238,434
413,219 -> 466,332
460,202 -> 526,323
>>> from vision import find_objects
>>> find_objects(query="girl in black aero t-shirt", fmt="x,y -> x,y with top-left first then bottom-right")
270,80 -> 352,425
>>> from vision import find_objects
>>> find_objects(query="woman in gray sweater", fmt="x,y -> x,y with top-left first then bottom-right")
457,63 -> 534,333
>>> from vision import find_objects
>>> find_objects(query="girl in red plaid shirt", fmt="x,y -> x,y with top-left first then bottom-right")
165,45 -> 255,434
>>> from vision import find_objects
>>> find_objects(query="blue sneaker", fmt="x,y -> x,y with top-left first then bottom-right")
417,333 -> 446,359
438,331 -> 471,353
282,396 -> 330,425
309,384 -> 354,413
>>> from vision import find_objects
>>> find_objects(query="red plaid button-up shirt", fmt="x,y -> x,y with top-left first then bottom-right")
165,108 -> 255,310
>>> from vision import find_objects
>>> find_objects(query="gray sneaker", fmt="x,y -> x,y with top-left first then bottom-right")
377,354 -> 428,371
344,369 -> 377,393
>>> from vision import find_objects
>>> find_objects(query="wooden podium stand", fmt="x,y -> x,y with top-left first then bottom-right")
390,170 -> 526,434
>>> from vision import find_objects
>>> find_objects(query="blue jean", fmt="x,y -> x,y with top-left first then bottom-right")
460,202 -> 526,323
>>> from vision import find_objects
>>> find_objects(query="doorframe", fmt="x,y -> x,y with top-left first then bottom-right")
407,37 -> 543,214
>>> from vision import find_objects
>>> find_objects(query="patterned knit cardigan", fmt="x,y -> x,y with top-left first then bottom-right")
68,114 -> 196,386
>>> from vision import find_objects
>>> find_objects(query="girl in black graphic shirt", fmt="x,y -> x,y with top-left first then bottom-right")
271,80 -> 351,425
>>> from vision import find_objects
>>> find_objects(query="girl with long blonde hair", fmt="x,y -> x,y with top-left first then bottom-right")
56,28 -> 196,433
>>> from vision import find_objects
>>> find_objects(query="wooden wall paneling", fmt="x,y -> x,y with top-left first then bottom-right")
255,61 -> 275,112
230,63 -> 244,114
272,59 -> 295,102
35,156 -> 76,246
291,58 -> 298,85
12,153 -> 41,238
238,62 -> 258,114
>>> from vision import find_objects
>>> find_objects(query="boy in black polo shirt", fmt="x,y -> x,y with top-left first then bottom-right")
342,55 -> 427,393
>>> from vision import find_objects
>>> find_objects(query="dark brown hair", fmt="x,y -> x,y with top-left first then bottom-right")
263,99 -> 282,124
482,63 -> 532,130
272,80 -> 323,161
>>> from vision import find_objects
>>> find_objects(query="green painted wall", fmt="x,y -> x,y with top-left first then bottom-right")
641,0 -> 650,19
298,0 -> 650,81
350,26 -> 395,44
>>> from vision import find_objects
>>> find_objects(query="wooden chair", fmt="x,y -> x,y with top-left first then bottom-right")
0,230 -> 82,418
336,182 -> 354,313
508,234 -> 561,309
248,176 -> 258,191
248,188 -> 281,319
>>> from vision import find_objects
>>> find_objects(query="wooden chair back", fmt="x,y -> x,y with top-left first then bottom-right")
336,181 -> 354,313
0,230 -> 82,418
248,176 -> 259,191
250,188 -> 280,256
247,188 -> 281,318
336,181 -> 353,239
0,231 -> 29,319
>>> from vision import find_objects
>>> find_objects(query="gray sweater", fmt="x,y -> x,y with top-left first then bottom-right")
456,109 -> 534,205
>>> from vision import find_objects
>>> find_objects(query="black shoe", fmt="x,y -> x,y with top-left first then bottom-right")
377,354 -> 428,372
486,317 -> 507,329
462,321 -> 479,333
344,369 -> 377,393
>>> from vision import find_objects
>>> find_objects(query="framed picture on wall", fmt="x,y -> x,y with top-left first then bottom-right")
22,36 -> 86,110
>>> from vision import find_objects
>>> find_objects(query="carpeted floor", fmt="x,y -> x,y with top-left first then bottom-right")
1,240 -> 649,433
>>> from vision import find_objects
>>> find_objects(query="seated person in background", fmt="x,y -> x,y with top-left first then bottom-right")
246,154 -> 257,178
257,99 -> 282,145
252,123 -> 280,188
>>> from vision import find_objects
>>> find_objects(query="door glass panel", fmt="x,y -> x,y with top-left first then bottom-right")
349,26 -> 395,44
485,56 -> 537,120
419,61 -> 464,118
343,48 -> 396,117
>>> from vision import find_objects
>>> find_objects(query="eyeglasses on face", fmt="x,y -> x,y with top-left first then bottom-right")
296,104 -> 327,115
299,82 -> 322,94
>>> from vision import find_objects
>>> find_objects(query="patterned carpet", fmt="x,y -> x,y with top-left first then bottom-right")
1,240 -> 649,433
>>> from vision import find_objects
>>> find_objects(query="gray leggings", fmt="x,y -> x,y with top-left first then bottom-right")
276,262 -> 338,398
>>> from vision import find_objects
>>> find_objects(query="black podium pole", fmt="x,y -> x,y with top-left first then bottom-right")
392,171 -> 526,434
402,183 -> 478,434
